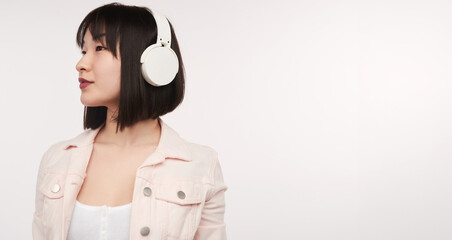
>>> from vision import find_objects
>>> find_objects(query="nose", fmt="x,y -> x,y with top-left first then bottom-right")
75,54 -> 89,73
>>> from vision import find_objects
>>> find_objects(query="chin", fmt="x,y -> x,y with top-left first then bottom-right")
80,96 -> 101,107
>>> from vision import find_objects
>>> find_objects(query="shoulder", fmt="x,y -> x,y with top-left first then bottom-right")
39,129 -> 92,168
182,139 -> 223,183
186,141 -> 218,161
51,130 -> 89,153
182,136 -> 218,166
182,140 -> 227,199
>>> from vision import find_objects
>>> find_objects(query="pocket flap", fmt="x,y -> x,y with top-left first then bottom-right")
155,180 -> 204,205
39,172 -> 66,199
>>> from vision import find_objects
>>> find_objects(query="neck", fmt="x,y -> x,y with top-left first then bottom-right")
95,107 -> 161,148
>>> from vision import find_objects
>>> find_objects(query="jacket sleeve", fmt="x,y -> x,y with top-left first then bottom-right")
32,147 -> 52,240
194,149 -> 228,240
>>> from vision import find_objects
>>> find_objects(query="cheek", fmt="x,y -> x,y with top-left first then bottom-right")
111,58 -> 121,86
103,75 -> 121,99
112,62 -> 121,95
99,61 -> 121,92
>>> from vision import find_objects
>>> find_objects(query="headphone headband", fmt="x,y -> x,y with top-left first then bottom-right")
140,8 -> 179,87
149,9 -> 171,47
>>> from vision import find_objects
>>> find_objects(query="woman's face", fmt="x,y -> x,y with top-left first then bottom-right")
76,29 -> 121,108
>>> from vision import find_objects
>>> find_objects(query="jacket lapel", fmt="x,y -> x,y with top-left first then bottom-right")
60,117 -> 192,239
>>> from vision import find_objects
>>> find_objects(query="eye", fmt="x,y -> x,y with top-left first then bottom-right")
81,46 -> 106,55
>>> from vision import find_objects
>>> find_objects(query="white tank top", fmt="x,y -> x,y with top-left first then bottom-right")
67,200 -> 132,240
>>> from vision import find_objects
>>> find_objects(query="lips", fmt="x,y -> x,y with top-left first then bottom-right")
79,78 -> 94,83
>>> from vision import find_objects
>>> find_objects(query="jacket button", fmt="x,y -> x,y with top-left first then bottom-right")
143,187 -> 152,196
177,191 -> 186,199
51,184 -> 60,193
140,226 -> 150,236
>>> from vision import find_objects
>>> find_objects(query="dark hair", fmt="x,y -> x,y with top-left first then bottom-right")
76,2 -> 186,133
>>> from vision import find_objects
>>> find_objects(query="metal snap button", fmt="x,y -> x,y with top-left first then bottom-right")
140,226 -> 150,236
177,190 -> 186,199
51,184 -> 60,193
143,187 -> 152,196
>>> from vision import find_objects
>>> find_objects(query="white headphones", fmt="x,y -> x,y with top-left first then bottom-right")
140,9 -> 179,87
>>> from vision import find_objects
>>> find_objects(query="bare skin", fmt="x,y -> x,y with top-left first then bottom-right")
75,117 -> 161,207
75,28 -> 161,207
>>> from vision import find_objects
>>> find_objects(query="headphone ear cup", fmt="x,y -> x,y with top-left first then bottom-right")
141,44 -> 179,87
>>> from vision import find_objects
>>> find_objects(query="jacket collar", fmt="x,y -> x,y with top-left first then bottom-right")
62,117 -> 192,167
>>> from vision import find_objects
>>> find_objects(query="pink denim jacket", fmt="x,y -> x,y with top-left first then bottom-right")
32,118 -> 227,240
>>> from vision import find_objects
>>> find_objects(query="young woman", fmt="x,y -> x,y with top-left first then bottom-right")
32,3 -> 227,240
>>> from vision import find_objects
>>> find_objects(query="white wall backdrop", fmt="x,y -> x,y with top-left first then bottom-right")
1,0 -> 451,239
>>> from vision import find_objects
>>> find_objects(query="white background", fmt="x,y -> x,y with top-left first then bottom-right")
1,0 -> 451,239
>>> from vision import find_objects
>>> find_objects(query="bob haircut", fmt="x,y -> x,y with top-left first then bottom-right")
75,2 -> 186,133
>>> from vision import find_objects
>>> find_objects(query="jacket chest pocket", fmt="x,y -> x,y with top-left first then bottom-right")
154,180 -> 205,239
39,172 -> 66,228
